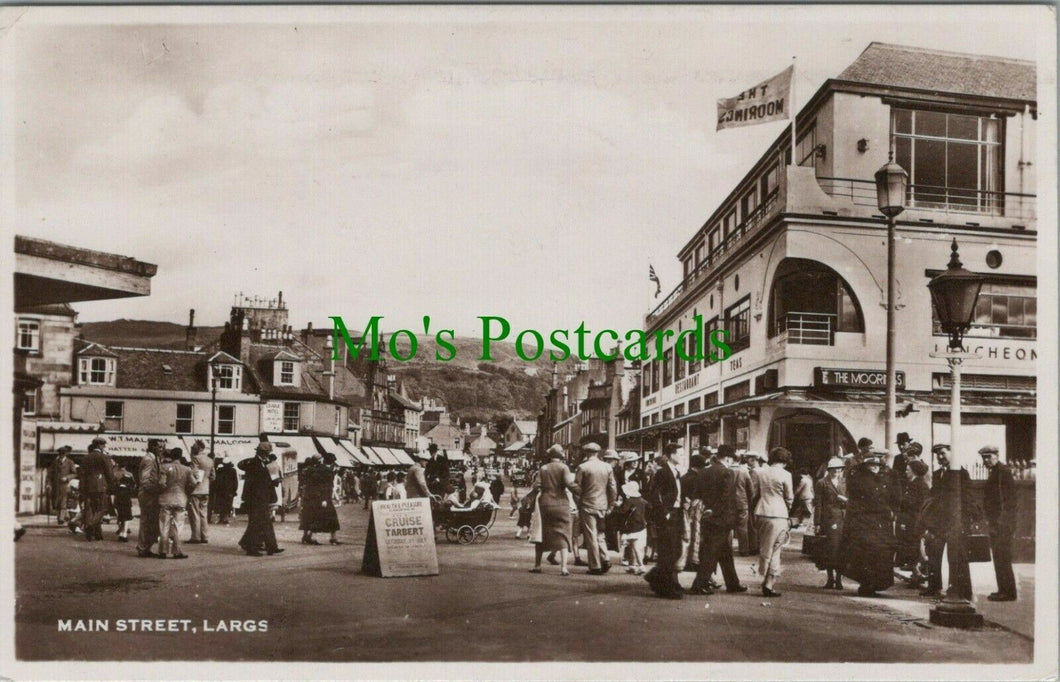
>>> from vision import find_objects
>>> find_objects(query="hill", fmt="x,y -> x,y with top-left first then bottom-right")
78,319 -> 572,421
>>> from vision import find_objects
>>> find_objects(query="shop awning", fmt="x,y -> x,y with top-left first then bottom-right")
367,446 -> 402,466
387,448 -> 416,466
503,439 -> 530,452
266,435 -> 322,464
193,436 -> 259,462
621,392 -> 785,438
336,441 -> 374,466
444,449 -> 466,463
313,437 -> 358,468
359,447 -> 387,466
41,432 -> 186,458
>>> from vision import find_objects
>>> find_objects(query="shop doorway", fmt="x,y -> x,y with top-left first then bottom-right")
768,411 -> 856,476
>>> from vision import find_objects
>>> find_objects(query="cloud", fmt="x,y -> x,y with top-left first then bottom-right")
75,80 -> 375,178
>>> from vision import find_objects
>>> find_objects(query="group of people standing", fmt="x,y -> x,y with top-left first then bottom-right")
518,433 -> 1020,605
814,434 -> 1019,602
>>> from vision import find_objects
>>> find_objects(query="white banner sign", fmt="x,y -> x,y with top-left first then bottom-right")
261,401 -> 284,433
371,498 -> 439,578
717,65 -> 792,130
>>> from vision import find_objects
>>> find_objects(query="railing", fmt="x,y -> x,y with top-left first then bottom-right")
648,190 -> 781,323
817,177 -> 1036,221
775,311 -> 834,345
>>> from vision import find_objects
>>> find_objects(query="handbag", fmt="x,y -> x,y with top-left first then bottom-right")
802,533 -> 824,557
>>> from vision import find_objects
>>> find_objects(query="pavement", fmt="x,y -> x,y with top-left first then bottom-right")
15,505 -> 1035,662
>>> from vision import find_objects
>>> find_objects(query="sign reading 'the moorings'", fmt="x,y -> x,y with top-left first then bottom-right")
365,498 -> 438,578
814,367 -> 905,389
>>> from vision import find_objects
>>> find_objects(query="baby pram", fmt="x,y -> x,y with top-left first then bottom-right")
433,500 -> 498,544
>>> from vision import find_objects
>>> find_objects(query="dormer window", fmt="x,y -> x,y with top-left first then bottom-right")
272,351 -> 301,387
78,356 -> 116,386
212,364 -> 242,391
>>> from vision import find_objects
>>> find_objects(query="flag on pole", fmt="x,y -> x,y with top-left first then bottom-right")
649,264 -> 662,298
717,65 -> 793,131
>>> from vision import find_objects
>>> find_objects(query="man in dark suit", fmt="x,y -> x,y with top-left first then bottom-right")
980,445 -> 1017,601
238,442 -> 284,557
644,444 -> 683,599
691,447 -> 747,595
919,444 -> 981,600
80,438 -> 115,541
424,444 -> 450,496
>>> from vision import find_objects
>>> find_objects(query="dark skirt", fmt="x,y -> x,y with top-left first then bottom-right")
840,514 -> 897,591
814,521 -> 844,570
517,509 -> 533,527
114,493 -> 133,523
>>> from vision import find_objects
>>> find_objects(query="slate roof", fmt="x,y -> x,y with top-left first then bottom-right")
245,343 -> 333,401
16,303 -> 76,317
110,347 -> 213,392
837,42 -> 1036,102
76,341 -> 119,358
388,391 -> 421,411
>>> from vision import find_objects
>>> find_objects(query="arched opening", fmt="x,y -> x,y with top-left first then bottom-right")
768,409 -> 857,477
767,258 -> 864,344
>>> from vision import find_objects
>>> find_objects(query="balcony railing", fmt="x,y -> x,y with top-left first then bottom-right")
648,190 -> 781,323
817,177 -> 1036,221
775,311 -> 834,345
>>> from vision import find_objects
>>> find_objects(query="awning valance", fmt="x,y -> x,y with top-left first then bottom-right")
313,437 -> 358,468
266,435 -> 322,464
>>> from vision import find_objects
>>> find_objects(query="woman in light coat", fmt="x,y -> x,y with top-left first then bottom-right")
753,447 -> 795,597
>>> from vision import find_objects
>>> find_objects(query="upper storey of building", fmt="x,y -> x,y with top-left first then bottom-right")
647,43 -> 1037,332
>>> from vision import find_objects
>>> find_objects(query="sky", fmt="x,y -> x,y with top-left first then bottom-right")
2,5 -> 1049,340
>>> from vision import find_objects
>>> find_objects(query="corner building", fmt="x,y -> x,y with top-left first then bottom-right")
622,43 -> 1037,490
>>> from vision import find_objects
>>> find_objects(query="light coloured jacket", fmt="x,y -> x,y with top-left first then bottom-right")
753,464 -> 794,518
158,459 -> 198,507
574,457 -> 617,516
404,463 -> 431,499
191,453 -> 215,496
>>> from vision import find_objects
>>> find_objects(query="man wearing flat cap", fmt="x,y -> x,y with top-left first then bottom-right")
48,445 -> 77,525
238,442 -> 284,556
980,445 -> 1017,601
80,438 -> 116,541
574,442 -> 617,574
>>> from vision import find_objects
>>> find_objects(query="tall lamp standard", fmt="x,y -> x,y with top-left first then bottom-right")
875,153 -> 908,463
927,238 -> 985,628
208,363 -> 220,458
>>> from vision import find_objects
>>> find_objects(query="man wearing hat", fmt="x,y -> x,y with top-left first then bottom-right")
917,444 -> 981,600
405,451 -> 431,500
136,438 -> 166,558
187,440 -> 214,544
213,454 -> 239,525
739,451 -> 762,555
424,443 -> 450,497
574,442 -> 617,575
238,442 -> 283,556
48,445 -> 77,525
980,445 -> 1017,601
80,438 -> 116,541
691,447 -> 748,595
644,443 -> 684,598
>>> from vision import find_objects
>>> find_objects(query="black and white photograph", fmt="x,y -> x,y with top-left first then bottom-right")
2,4 -> 1056,678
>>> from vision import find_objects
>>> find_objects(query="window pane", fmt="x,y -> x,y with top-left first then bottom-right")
894,109 -> 912,134
1024,297 -> 1036,327
916,110 -> 946,137
947,142 -> 979,207
991,296 -> 1007,325
947,114 -> 979,140
1008,297 -> 1024,325
895,135 -> 912,180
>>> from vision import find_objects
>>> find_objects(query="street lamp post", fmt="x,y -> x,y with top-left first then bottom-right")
209,370 -> 219,458
875,153 -> 907,464
927,238 -> 985,629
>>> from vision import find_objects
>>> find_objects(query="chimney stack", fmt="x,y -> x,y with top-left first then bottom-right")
185,309 -> 197,350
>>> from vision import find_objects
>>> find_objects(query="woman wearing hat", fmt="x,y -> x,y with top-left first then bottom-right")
896,459 -> 931,572
840,452 -> 901,596
813,458 -> 848,589
529,444 -> 580,575
300,453 -> 342,545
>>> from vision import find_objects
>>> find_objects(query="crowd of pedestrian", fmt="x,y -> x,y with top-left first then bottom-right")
514,434 -> 1020,604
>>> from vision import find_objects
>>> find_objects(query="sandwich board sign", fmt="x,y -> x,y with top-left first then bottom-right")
361,498 -> 438,577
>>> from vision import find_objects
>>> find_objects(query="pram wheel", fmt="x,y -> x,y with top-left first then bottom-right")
445,527 -> 459,543
457,525 -> 475,544
473,525 -> 489,543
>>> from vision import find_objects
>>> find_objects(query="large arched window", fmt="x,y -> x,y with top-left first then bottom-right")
768,259 -> 864,344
